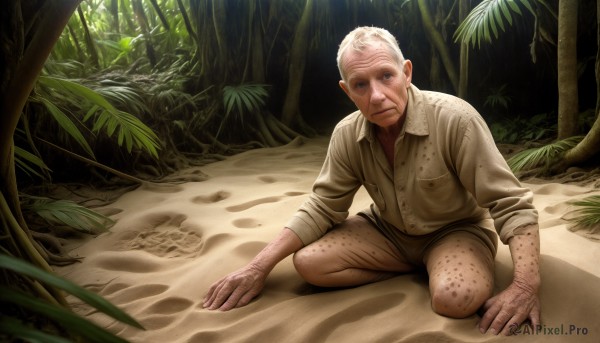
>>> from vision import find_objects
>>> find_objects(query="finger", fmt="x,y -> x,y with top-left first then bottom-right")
235,288 -> 261,308
209,281 -> 235,310
529,301 -> 541,329
203,281 -> 222,306
488,308 -> 514,335
501,312 -> 528,336
478,301 -> 501,334
501,303 -> 532,336
219,285 -> 250,311
204,279 -> 228,308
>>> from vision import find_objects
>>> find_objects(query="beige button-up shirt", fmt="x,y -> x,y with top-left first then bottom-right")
286,85 -> 538,246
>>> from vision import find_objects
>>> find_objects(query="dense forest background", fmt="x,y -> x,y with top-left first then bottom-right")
1,0 -> 599,341
4,0 -> 600,183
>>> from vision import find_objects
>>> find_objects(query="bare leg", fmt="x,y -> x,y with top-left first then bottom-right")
423,231 -> 495,318
293,216 -> 414,287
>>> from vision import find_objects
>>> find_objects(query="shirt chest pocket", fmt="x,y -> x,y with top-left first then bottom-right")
363,182 -> 386,211
414,172 -> 462,214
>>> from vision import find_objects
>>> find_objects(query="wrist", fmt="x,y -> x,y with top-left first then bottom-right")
513,272 -> 540,294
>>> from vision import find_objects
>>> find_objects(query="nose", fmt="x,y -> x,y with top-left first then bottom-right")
370,83 -> 385,103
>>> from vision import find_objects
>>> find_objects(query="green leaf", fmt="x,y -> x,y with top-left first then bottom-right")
507,136 -> 583,172
454,0 -> 530,47
566,195 -> 600,228
222,83 -> 270,120
0,316 -> 71,343
14,146 -> 51,180
507,0 -> 522,15
40,98 -> 96,159
0,287 -> 129,343
499,0 -> 514,25
39,76 -> 117,112
38,76 -> 160,159
0,254 -> 143,330
26,196 -> 115,233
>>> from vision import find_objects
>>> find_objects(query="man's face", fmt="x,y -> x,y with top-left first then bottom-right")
339,44 -> 412,131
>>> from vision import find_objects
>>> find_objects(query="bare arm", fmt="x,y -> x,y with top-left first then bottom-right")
479,223 -> 541,335
203,228 -> 304,311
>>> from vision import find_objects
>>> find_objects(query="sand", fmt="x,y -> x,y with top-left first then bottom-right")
56,137 -> 600,343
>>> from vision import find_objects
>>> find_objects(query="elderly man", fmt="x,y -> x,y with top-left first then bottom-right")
203,26 -> 541,336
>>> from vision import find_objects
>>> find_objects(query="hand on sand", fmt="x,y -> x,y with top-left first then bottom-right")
203,264 -> 267,311
478,279 -> 541,335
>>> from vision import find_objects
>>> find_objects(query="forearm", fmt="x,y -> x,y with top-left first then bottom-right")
249,227 -> 304,274
507,223 -> 541,292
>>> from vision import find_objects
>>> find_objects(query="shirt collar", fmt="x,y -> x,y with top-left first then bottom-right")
356,84 -> 429,143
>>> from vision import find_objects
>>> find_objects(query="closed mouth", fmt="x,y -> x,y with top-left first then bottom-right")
372,108 -> 392,116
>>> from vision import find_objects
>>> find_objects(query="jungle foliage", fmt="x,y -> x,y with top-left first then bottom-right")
1,0 -> 600,341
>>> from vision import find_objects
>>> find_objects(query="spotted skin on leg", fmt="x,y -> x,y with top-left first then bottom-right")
424,231 -> 495,318
293,216 -> 414,287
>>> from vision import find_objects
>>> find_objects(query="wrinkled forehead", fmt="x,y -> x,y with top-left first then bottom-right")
340,42 -> 400,73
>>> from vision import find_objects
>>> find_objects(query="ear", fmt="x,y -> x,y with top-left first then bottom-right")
403,60 -> 413,85
339,80 -> 351,97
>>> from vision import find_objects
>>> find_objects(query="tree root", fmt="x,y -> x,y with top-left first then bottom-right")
31,231 -> 81,265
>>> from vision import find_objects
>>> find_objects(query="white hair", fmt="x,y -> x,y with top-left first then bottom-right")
336,26 -> 406,81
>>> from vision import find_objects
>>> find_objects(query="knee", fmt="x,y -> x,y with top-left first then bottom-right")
430,281 -> 491,318
293,248 -> 325,286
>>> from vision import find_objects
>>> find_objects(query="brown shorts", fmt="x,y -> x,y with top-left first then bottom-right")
357,205 -> 498,267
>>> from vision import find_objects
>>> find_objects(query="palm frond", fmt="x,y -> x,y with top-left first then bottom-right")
565,195 -> 600,234
14,146 -> 52,180
483,84 -> 511,109
454,0 -> 534,48
223,84 -> 269,121
0,287 -> 128,343
23,195 -> 115,234
506,136 -> 583,172
0,316 -> 71,343
38,76 -> 160,158
38,97 -> 96,158
94,84 -> 149,115
0,254 -> 144,341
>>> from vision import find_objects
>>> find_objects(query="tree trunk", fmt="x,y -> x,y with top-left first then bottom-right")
557,0 -> 579,139
176,0 -> 198,46
559,0 -> 600,167
132,0 -> 157,66
418,0 -> 459,94
458,0 -> 469,99
251,0 -> 266,83
77,5 -> 100,69
281,0 -> 313,127
212,0 -> 228,82
1,0 -> 82,303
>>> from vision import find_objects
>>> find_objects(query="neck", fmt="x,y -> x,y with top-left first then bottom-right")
377,117 -> 404,140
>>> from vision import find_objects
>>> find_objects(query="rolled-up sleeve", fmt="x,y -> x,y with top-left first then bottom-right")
285,128 -> 361,245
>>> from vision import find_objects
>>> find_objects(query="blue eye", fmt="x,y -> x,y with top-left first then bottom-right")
383,73 -> 392,80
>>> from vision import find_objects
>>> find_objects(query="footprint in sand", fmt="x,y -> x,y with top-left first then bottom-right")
225,192 -> 307,213
141,182 -> 185,193
93,252 -> 163,273
232,218 -> 262,229
284,191 -> 306,197
114,212 -> 203,258
98,283 -> 190,331
142,297 -> 194,315
101,283 -> 170,305
191,190 -> 231,204
257,175 -> 301,183
225,196 -> 282,212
